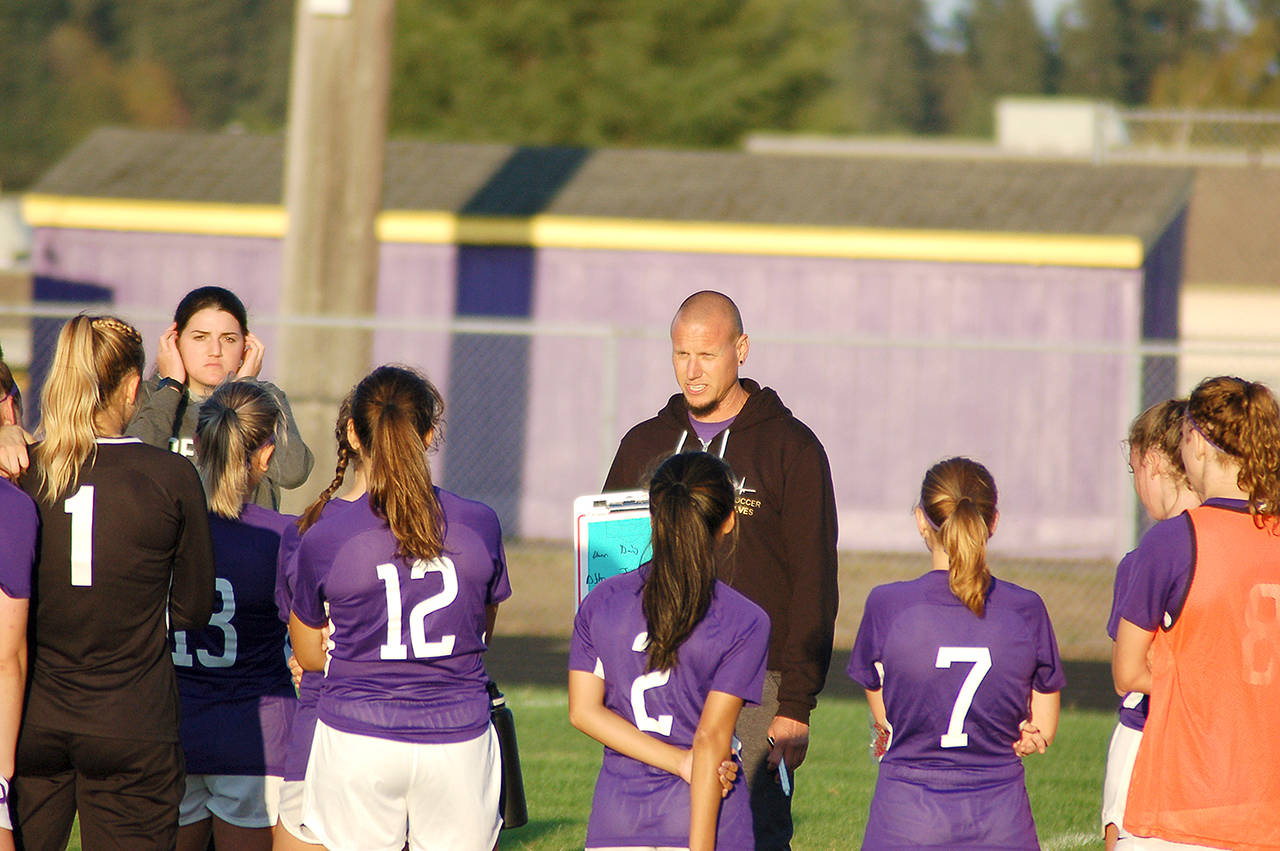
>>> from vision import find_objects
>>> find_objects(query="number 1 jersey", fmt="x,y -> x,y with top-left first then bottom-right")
22,437 -> 215,742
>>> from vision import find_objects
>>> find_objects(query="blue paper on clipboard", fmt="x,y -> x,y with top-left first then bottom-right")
574,491 -> 652,609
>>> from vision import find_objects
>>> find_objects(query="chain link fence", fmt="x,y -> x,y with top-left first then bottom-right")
1109,108 -> 1280,165
3,304 -> 1276,661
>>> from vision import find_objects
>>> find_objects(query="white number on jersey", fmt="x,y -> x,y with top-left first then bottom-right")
63,485 -> 94,587
628,631 -> 673,736
1244,583 -> 1280,685
935,646 -> 992,748
376,557 -> 459,661
171,577 -> 238,668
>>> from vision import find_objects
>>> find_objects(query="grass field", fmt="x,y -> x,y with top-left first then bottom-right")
59,689 -> 1113,851
498,541 -> 1118,661
502,686 -> 1112,850
55,538 -> 1118,849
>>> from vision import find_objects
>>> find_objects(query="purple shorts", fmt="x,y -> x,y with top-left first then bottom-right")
863,761 -> 1039,849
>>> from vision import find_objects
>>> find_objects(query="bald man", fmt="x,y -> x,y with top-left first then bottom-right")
603,291 -> 838,850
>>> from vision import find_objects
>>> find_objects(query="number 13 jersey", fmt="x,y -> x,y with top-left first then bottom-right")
22,437 -> 215,742
291,489 -> 510,745
848,570 -> 1065,771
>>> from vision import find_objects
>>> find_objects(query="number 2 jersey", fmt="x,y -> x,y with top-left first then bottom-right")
21,437 -> 215,742
173,503 -> 297,776
569,566 -> 770,850
291,489 -> 510,744
848,571 -> 1065,773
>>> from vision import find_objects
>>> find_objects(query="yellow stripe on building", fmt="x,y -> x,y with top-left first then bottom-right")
23,195 -> 1145,269
22,194 -> 288,239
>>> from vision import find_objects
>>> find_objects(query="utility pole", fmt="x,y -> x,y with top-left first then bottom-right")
279,0 -> 395,510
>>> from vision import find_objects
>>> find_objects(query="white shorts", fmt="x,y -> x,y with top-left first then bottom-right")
302,720 -> 502,851
178,774 -> 282,829
1102,721 -> 1142,835
275,779 -> 323,845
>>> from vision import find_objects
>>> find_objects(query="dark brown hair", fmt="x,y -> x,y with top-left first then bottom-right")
298,390 -> 356,535
920,457 -> 998,617
642,452 -> 736,672
174,286 -> 248,335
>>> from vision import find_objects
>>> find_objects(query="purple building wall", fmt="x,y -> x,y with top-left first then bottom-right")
29,226 -> 1145,557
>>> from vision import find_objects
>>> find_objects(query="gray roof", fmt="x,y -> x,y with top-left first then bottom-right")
32,127 -> 1193,246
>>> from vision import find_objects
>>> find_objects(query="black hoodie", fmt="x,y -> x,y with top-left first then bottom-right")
603,378 -> 838,724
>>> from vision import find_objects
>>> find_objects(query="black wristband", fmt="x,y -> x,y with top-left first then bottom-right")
158,377 -> 184,393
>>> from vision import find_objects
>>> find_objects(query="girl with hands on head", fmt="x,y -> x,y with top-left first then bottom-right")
569,451 -> 770,851
849,458 -> 1065,850
129,287 -> 312,510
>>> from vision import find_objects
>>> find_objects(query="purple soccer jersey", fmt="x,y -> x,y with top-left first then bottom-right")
292,489 -> 510,744
1113,501 -> 1245,635
848,571 -> 1064,849
1108,549 -> 1150,730
849,572 -> 1065,770
173,504 -> 297,775
274,511 -> 328,782
0,478 -> 36,601
569,566 -> 769,850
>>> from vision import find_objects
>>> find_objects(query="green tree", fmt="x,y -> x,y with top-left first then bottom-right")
821,0 -> 938,133
390,0 -> 839,147
939,0 -> 1050,135
1056,0 -> 1208,103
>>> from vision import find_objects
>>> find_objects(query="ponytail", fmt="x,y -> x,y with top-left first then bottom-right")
34,315 -> 144,503
642,452 -> 736,672
1188,376 -> 1280,526
195,382 -> 282,519
350,366 -> 445,561
920,458 -> 998,617
298,391 -> 355,535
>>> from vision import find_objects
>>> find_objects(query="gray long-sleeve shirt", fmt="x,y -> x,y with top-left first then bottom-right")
127,375 -> 314,510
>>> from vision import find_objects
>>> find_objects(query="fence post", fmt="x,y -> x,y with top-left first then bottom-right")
599,325 -> 620,485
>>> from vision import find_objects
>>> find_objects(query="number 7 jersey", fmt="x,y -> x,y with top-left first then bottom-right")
848,571 -> 1065,770
291,489 -> 511,745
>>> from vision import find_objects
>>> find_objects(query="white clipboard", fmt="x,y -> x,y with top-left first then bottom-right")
573,490 -> 651,610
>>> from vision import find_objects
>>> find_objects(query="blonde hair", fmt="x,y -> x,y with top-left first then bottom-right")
195,382 -> 283,519
920,458 -> 998,617
1187,376 -> 1280,526
33,315 -> 144,503
1127,398 -> 1190,489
